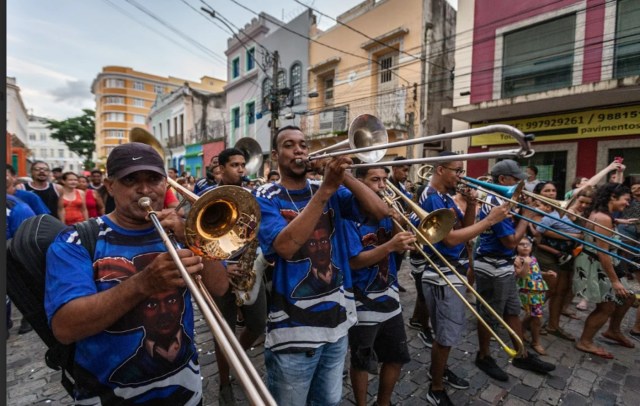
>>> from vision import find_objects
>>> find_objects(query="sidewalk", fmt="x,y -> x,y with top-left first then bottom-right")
6,264 -> 640,405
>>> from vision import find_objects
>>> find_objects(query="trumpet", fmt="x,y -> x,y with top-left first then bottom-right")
416,164 -> 434,182
384,180 -> 525,358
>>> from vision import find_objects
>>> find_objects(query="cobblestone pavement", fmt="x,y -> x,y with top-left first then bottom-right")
6,263 -> 640,405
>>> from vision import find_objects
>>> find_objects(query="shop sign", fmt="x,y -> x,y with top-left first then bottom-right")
470,105 -> 640,146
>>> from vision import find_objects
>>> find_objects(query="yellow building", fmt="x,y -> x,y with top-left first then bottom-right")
91,66 -> 225,166
304,0 -> 455,163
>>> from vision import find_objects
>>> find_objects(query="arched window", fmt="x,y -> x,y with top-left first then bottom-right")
277,70 -> 286,89
261,78 -> 272,112
290,62 -> 302,105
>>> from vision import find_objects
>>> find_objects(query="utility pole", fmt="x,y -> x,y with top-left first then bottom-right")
269,51 -> 280,171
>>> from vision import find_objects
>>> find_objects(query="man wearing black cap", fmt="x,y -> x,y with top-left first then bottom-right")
45,142 -> 229,404
473,159 -> 555,381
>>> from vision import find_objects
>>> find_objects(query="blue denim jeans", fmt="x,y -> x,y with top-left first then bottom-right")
264,335 -> 347,406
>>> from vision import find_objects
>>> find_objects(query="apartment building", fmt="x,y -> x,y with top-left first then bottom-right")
91,66 -> 225,167
28,115 -> 85,173
304,0 -> 456,167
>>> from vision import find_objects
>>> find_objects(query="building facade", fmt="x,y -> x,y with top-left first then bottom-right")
446,0 -> 640,195
6,77 -> 30,176
304,0 -> 456,171
147,84 -> 226,177
27,115 -> 85,173
91,66 -> 225,167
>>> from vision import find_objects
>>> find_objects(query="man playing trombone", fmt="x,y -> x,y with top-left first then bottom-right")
253,126 -> 389,405
345,166 -> 415,406
45,142 -> 229,404
414,152 -> 511,405
200,147 -> 268,405
474,159 -> 555,381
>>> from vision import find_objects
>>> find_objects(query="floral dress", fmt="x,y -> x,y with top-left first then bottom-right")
517,256 -> 548,317
573,234 -> 627,304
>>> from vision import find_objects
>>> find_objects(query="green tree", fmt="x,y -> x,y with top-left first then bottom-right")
46,109 -> 96,170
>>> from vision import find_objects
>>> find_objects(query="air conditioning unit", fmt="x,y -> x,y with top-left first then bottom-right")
319,107 -> 348,133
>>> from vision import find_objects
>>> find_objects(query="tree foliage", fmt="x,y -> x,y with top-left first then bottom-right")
46,109 -> 96,169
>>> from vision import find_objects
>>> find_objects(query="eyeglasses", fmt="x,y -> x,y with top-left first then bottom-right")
32,167 -> 50,172
441,167 -> 465,176
518,243 -> 531,247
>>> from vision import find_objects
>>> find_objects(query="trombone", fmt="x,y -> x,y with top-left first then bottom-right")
383,180 -> 525,358
130,127 -> 276,405
522,190 -> 640,248
297,114 -> 535,168
459,177 -> 640,268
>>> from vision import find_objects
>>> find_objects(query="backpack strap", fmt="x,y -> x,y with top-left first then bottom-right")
74,218 -> 100,259
52,218 -> 101,395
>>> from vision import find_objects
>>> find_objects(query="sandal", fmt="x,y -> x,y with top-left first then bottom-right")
575,299 -> 588,311
547,327 -> 575,341
562,311 -> 581,320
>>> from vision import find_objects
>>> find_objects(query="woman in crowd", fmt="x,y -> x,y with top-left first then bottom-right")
58,172 -> 88,225
574,183 -> 635,358
77,175 -> 104,218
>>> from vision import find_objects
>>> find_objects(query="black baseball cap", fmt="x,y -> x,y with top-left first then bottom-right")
490,159 -> 526,180
106,142 -> 166,179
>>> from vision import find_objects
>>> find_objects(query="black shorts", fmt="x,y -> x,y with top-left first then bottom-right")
348,313 -> 410,370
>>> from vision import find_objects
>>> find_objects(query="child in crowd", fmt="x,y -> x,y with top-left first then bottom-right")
515,237 -> 556,355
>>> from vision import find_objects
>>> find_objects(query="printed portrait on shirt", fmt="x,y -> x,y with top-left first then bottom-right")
94,252 -> 194,386
279,209 -> 343,299
361,226 -> 396,292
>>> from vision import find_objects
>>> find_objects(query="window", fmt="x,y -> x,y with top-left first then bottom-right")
105,78 -> 125,88
246,102 -> 255,125
154,85 -> 164,94
379,54 -> 394,84
106,130 -> 125,139
179,114 -> 184,136
132,98 -> 145,107
41,149 -> 47,158
246,47 -> 256,71
232,57 -> 240,79
277,70 -> 286,89
158,123 -> 163,137
58,149 -> 65,158
105,96 -> 125,105
174,117 -> 178,137
104,113 -> 125,122
40,133 -> 47,141
231,107 -> 241,130
133,81 -> 145,90
502,14 -> 576,97
167,119 -> 171,137
133,115 -> 145,124
262,78 -> 272,112
29,133 -> 36,141
323,75 -> 334,105
290,63 -> 302,105
614,0 -> 640,78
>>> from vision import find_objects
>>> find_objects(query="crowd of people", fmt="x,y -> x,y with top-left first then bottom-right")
5,127 -> 640,405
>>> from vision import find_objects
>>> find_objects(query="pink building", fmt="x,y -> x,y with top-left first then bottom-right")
446,0 -> 640,194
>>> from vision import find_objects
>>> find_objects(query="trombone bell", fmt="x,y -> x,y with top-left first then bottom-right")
234,137 -> 263,176
348,114 -> 388,163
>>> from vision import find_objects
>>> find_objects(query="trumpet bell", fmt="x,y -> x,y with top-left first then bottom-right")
416,208 -> 457,244
186,186 -> 261,260
234,137 -> 263,176
348,114 -> 388,163
130,127 -> 166,159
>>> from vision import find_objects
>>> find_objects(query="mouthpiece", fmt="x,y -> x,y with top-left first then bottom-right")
294,158 -> 305,166
138,197 -> 152,209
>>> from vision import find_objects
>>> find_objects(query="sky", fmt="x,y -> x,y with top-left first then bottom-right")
8,0 -> 457,120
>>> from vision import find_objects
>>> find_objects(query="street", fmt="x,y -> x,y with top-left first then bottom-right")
6,263 -> 640,405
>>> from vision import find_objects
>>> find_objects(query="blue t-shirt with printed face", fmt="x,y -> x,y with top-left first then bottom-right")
345,217 -> 401,325
253,181 -> 362,352
476,194 -> 516,257
45,216 -> 202,404
414,186 -> 465,259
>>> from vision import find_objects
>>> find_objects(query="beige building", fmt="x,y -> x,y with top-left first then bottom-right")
90,66 -> 225,166
304,0 -> 455,167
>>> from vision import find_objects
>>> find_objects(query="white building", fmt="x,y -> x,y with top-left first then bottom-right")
28,115 -> 85,173
6,77 -> 29,146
